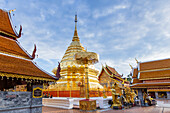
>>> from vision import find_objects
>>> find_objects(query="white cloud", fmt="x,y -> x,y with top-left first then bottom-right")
93,4 -> 128,19
2,0 -> 170,77
84,33 -> 95,38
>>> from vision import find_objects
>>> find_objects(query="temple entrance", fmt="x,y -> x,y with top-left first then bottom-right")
158,92 -> 167,98
148,92 -> 156,98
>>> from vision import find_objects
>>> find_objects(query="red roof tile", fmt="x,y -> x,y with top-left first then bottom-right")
106,65 -> 121,76
98,65 -> 124,82
0,36 -> 32,59
139,69 -> 170,80
0,9 -> 18,38
140,58 -> 170,71
132,68 -> 138,78
0,53 -> 55,79
132,78 -> 143,84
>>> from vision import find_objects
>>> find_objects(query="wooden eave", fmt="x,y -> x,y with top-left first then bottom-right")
0,36 -> 32,59
139,58 -> 170,71
131,82 -> 170,88
132,68 -> 138,78
139,69 -> 170,80
103,67 -> 124,82
106,65 -> 121,77
0,53 -> 56,80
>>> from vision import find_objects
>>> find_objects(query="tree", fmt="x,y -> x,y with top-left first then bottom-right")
126,72 -> 132,83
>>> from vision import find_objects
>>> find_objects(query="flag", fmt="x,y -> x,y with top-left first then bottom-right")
56,62 -> 61,79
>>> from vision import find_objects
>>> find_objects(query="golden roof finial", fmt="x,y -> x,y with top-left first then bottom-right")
9,9 -> 16,14
129,64 -> 133,69
122,80 -> 124,85
101,62 -> 104,67
72,12 -> 80,41
135,58 -> 139,63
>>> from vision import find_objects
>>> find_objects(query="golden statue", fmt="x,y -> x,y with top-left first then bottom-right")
111,83 -> 122,108
143,92 -> 148,103
103,90 -> 107,98
119,87 -> 127,106
125,87 -> 131,103
130,89 -> 136,104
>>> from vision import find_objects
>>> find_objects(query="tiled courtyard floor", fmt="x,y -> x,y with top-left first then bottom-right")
42,99 -> 170,113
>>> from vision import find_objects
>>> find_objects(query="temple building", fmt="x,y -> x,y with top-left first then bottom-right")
45,15 -> 103,97
98,64 -> 129,96
131,58 -> 170,99
0,9 -> 56,91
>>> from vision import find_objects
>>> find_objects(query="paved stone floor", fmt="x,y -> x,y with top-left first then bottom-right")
42,99 -> 170,113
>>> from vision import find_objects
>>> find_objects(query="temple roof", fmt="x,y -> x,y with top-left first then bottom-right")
131,58 -> 170,86
0,35 -> 32,59
139,69 -> 170,80
139,58 -> 170,71
132,68 -> 138,78
132,78 -> 143,84
0,9 -> 20,39
0,8 -> 56,81
98,65 -> 126,83
0,53 -> 56,79
106,65 -> 121,77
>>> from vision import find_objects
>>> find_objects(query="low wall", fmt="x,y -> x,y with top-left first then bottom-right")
43,90 -> 112,97
43,97 -> 112,109
43,98 -> 74,109
0,91 -> 42,113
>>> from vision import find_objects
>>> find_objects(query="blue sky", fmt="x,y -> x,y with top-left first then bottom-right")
1,0 -> 170,76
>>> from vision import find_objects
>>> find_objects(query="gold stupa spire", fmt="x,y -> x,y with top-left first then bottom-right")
72,13 -> 80,41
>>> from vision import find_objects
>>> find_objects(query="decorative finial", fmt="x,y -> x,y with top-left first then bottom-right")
72,12 -> 79,41
135,58 -> 139,63
9,9 -> 16,14
101,62 -> 103,65
122,80 -> 124,85
129,64 -> 133,69
75,12 -> 77,23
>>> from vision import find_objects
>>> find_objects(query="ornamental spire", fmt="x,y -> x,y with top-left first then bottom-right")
72,13 -> 80,41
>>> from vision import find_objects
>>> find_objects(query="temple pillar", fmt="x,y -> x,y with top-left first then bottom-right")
137,89 -> 144,106
155,92 -> 159,99
167,92 -> 170,99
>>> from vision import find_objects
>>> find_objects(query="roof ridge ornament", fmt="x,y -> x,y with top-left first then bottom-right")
135,58 -> 139,63
9,9 -> 16,14
129,64 -> 133,69
32,44 -> 37,59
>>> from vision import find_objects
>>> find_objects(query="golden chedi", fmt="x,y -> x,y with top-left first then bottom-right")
48,15 -> 103,97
